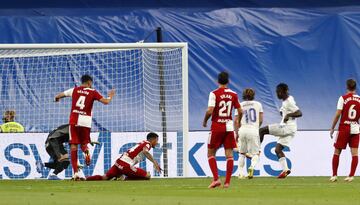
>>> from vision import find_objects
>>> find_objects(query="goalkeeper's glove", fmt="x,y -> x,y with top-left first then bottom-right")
90,141 -> 100,146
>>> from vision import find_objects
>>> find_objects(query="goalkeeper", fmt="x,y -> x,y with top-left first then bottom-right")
37,124 -> 85,180
37,124 -> 96,180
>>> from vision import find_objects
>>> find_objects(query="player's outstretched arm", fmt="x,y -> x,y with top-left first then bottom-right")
143,148 -> 162,173
330,110 -> 342,138
54,92 -> 67,102
99,89 -> 116,105
54,88 -> 73,102
284,109 -> 302,122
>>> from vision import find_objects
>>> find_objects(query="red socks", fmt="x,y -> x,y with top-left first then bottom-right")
71,149 -> 78,174
332,154 -> 358,177
225,157 -> 234,184
208,156 -> 219,181
349,156 -> 358,177
86,175 -> 103,181
208,156 -> 234,183
80,144 -> 88,153
332,154 -> 339,176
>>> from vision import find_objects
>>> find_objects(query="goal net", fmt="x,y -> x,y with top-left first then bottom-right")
0,43 -> 188,178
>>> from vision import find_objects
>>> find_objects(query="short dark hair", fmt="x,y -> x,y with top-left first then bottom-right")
81,74 -> 93,84
147,132 -> 159,140
218,71 -> 229,85
347,79 -> 357,91
276,83 -> 289,92
3,110 -> 16,123
243,88 -> 255,100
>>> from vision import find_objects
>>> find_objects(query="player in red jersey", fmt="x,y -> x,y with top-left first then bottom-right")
330,79 -> 360,182
202,71 -> 241,188
54,74 -> 115,180
86,132 -> 161,181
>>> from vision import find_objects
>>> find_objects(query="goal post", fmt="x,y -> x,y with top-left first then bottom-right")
0,43 -> 188,178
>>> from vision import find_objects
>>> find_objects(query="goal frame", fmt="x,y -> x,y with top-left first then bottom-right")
0,42 -> 189,177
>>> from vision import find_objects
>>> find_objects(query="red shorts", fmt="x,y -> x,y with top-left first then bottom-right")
69,124 -> 91,145
208,131 -> 236,149
334,125 -> 360,149
105,159 -> 148,179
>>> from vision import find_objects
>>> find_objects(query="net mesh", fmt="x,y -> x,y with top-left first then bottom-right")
0,46 -> 185,178
0,47 -> 184,133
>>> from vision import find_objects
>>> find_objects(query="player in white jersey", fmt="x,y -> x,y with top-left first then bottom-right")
259,83 -> 302,179
234,88 -> 263,179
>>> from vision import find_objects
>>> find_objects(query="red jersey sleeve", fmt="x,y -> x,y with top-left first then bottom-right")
144,143 -> 151,151
93,90 -> 103,101
233,94 -> 240,109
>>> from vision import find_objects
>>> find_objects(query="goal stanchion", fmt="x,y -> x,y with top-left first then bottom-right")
156,27 -> 168,177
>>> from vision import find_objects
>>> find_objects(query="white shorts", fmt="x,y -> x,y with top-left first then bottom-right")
268,124 -> 297,147
238,127 -> 260,155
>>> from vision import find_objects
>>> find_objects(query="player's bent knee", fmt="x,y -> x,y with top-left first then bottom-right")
275,146 -> 283,156
70,144 -> 78,151
61,160 -> 70,169
259,126 -> 268,133
350,148 -> 358,156
275,148 -> 280,155
207,148 -> 216,157
334,148 -> 342,155
225,148 -> 233,158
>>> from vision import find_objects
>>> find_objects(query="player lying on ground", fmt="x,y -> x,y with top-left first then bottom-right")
36,124 -> 71,180
259,83 -> 302,179
234,88 -> 263,179
203,71 -> 241,188
54,74 -> 115,180
330,79 -> 360,182
86,132 -> 161,181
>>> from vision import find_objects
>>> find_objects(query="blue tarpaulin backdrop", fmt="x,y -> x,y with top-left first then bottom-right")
0,1 -> 359,131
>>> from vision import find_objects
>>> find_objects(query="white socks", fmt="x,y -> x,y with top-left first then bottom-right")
250,154 -> 259,169
279,157 -> 289,171
239,154 -> 245,172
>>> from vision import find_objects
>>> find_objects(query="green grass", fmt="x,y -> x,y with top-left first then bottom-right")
0,177 -> 359,205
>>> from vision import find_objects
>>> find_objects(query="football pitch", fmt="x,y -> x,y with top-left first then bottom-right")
0,177 -> 359,205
